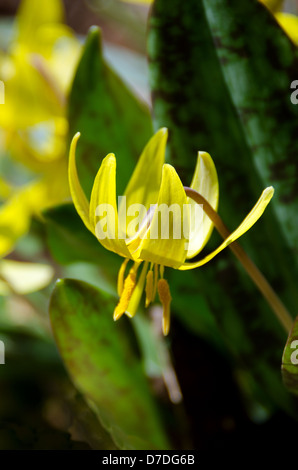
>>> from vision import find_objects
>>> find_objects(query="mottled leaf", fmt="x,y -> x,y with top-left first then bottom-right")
148,0 -> 298,416
202,0 -> 298,252
49,278 -> 170,450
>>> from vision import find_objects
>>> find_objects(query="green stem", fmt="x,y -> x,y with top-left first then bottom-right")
184,187 -> 293,333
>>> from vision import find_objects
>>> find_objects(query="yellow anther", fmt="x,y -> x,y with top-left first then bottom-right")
114,271 -> 136,321
145,269 -> 154,307
157,278 -> 172,336
117,258 -> 129,296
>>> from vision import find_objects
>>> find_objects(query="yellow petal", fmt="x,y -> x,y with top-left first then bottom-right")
129,164 -> 189,268
89,154 -> 131,258
120,128 -> 168,238
0,178 -> 12,199
275,13 -> 298,45
0,181 -> 45,257
68,132 -> 93,233
179,187 -> 274,270
0,54 -> 63,132
41,157 -> 70,209
16,0 -> 64,48
43,26 -> 81,92
186,151 -> 219,259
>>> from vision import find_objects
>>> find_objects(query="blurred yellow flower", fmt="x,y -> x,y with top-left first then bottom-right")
0,0 -> 81,256
69,129 -> 273,335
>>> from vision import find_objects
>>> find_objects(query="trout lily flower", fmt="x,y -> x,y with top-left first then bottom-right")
69,129 -> 274,335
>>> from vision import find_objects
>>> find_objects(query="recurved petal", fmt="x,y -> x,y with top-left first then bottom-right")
89,153 -> 131,258
120,128 -> 168,238
186,151 -> 219,259
68,132 -> 93,233
179,187 -> 274,270
129,163 -> 189,268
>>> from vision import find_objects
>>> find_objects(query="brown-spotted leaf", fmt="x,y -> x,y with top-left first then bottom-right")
49,278 -> 170,450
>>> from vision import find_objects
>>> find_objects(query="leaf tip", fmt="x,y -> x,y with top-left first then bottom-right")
87,25 -> 102,46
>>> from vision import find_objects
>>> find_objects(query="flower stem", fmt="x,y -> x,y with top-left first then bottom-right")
184,187 -> 293,333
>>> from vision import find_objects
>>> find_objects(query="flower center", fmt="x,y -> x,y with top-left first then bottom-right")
114,259 -> 172,335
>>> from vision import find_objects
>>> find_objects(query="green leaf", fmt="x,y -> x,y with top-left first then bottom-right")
66,393 -> 119,450
148,0 -> 298,416
202,0 -> 298,252
282,316 -> 298,397
68,26 -> 153,198
49,278 -> 170,450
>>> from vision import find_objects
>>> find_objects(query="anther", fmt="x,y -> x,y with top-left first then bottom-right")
114,271 -> 136,321
157,278 -> 172,336
145,270 -> 154,307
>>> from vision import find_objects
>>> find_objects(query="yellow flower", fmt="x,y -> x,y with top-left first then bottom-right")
69,129 -> 274,335
0,0 -> 80,167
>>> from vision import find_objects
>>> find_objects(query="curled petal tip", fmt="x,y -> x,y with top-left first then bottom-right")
104,153 -> 116,163
265,186 -> 274,196
113,311 -> 121,321
262,186 -> 274,203
156,127 -> 168,141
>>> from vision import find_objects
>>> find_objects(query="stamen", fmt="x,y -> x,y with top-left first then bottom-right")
126,261 -> 149,318
145,269 -> 154,307
159,265 -> 164,279
117,258 -> 130,296
153,263 -> 158,300
113,262 -> 141,321
157,278 -> 172,336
